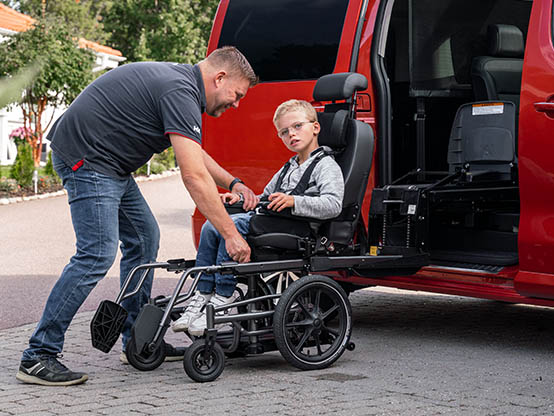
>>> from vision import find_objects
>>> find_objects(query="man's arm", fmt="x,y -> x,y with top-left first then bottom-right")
202,150 -> 257,210
170,134 -> 250,262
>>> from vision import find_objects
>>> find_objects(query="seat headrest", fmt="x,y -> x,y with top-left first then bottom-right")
488,24 -> 524,58
313,72 -> 368,101
317,110 -> 349,149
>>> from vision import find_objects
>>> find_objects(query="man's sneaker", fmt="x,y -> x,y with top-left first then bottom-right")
120,342 -> 185,364
188,293 -> 235,336
16,355 -> 88,386
172,292 -> 212,332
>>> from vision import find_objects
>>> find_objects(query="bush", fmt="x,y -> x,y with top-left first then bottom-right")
44,151 -> 61,184
10,143 -> 34,188
135,148 -> 176,176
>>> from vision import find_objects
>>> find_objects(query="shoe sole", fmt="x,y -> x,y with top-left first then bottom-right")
16,371 -> 88,386
171,323 -> 189,333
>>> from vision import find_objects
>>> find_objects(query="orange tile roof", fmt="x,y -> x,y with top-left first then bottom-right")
0,4 -> 122,57
78,38 -> 122,57
0,4 -> 34,32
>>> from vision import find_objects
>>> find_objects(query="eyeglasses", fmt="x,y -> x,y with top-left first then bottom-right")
277,121 -> 315,139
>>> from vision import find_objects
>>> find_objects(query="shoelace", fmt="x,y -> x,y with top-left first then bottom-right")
188,295 -> 207,313
40,354 -> 70,372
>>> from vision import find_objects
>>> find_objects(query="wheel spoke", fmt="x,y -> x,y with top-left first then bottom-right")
293,329 -> 312,353
321,304 -> 339,321
315,336 -> 323,355
314,289 -> 322,313
296,297 -> 312,317
285,319 -> 312,328
323,325 -> 339,337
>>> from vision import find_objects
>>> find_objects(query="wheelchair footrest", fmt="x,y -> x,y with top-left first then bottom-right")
90,300 -> 128,353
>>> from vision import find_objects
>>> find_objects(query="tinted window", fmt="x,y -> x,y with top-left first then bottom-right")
218,0 -> 350,82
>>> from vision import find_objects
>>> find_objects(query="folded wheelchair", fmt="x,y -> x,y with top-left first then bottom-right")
90,72 -> 426,382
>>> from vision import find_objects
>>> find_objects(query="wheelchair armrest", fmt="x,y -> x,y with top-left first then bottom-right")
224,202 -> 248,215
247,233 -> 307,251
256,204 -> 325,223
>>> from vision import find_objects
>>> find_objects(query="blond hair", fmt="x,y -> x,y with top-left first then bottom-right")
273,99 -> 318,125
205,46 -> 258,87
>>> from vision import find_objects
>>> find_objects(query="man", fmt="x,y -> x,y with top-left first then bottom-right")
16,46 -> 258,386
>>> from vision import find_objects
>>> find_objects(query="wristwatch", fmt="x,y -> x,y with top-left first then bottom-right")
229,177 -> 244,191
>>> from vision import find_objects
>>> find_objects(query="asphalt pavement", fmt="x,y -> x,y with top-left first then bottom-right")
1,173 -> 554,415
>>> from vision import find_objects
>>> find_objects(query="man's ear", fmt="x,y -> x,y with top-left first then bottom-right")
214,70 -> 227,87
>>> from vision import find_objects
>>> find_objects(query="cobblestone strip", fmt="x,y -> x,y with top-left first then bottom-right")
2,288 -> 554,415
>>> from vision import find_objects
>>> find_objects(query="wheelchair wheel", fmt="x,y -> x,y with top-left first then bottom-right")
273,275 -> 352,371
184,339 -> 225,382
125,336 -> 166,371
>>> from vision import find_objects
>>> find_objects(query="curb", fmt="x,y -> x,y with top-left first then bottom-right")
0,169 -> 180,206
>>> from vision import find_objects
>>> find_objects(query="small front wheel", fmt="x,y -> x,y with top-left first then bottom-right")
126,337 -> 166,371
184,339 -> 225,382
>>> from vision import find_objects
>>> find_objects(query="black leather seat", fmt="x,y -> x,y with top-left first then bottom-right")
471,24 -> 524,110
248,72 -> 374,259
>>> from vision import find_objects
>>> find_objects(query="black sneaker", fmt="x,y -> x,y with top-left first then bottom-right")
120,342 -> 185,364
16,355 -> 88,386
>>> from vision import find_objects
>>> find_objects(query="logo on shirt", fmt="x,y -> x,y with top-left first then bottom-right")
193,125 -> 201,134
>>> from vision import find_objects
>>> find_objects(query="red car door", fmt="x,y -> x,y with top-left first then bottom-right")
516,0 -> 554,298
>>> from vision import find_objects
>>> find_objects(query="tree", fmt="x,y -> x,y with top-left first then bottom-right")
0,20 -> 95,168
1,0 -> 112,43
103,0 -> 218,63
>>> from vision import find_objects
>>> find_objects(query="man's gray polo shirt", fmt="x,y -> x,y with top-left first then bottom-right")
49,62 -> 206,178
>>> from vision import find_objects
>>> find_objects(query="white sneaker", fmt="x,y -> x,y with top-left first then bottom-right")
188,293 -> 235,336
172,292 -> 212,332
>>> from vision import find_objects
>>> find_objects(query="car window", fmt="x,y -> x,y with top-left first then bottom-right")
218,0 -> 350,82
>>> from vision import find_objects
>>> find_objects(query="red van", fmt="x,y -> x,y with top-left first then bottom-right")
193,0 -> 554,307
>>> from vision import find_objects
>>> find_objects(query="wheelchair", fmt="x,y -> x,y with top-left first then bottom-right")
90,72 -> 426,382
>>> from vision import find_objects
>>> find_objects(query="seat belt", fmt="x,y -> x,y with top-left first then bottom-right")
272,148 -> 331,196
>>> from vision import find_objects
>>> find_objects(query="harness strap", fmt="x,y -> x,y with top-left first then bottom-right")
275,148 -> 332,196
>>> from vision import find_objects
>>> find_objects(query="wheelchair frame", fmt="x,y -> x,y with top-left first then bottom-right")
90,248 -> 428,381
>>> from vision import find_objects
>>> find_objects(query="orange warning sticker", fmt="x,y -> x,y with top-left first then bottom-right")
472,103 -> 504,115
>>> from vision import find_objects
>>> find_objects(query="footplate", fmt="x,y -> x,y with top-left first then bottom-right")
90,300 -> 128,353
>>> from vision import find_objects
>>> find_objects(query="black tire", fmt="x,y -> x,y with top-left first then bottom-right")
184,339 -> 225,382
273,275 -> 352,371
126,337 -> 166,371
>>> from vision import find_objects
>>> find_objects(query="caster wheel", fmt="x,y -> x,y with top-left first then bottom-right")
274,275 -> 352,370
184,339 -> 225,382
126,337 -> 166,371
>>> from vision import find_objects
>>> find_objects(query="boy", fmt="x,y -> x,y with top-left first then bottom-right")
173,99 -> 344,335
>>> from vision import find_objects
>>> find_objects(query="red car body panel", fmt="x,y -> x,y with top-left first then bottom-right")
192,0 -> 554,308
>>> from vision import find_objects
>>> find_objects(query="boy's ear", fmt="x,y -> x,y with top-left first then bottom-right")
313,120 -> 321,135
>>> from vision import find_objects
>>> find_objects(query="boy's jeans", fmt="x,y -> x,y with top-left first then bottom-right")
21,152 -> 159,361
196,213 -> 252,297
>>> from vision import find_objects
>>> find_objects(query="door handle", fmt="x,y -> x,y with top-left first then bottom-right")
534,102 -> 554,113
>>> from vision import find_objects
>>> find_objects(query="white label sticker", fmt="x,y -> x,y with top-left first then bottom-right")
407,204 -> 416,215
472,103 -> 504,116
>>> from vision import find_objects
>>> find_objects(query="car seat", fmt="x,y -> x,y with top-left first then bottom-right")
247,72 -> 374,260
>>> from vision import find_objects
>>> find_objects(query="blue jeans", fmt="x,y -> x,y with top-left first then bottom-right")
196,213 -> 252,297
22,152 -> 160,361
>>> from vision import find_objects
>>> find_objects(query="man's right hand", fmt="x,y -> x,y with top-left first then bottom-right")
225,234 -> 251,263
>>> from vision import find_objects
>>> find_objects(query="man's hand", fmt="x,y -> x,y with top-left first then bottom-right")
267,192 -> 294,212
225,234 -> 251,263
232,182 -> 258,210
220,192 -> 241,205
